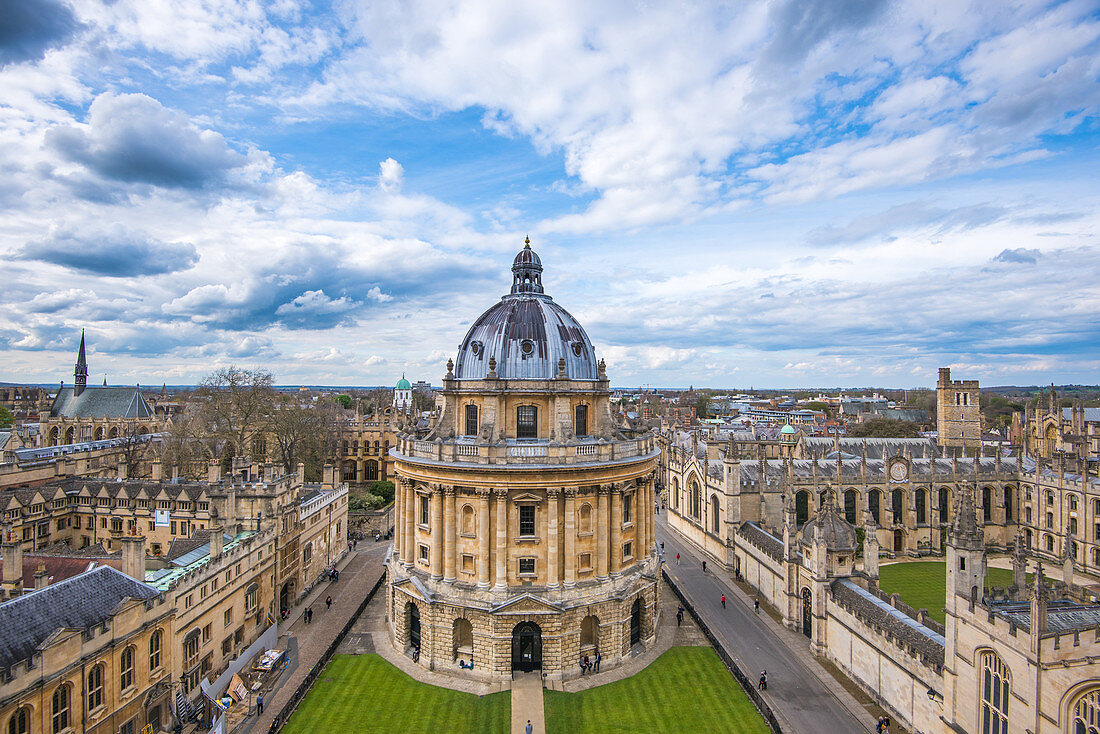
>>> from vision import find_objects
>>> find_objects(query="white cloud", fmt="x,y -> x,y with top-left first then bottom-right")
378,157 -> 404,192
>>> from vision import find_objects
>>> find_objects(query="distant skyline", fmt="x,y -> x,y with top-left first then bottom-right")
1,0 -> 1098,389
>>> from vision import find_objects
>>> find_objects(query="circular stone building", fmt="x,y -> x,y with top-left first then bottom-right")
387,238 -> 660,680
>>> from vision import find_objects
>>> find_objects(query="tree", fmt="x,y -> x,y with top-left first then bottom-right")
806,401 -> 829,413
369,480 -> 395,504
0,406 -> 13,429
269,396 -> 325,476
848,418 -> 922,438
695,394 -> 711,419
195,367 -> 275,462
117,423 -> 151,479
334,394 -> 353,410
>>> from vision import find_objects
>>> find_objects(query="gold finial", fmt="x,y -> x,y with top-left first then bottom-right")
524,234 -> 530,247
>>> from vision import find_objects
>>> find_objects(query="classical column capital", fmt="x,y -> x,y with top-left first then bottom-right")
547,487 -> 562,498
492,487 -> 509,500
597,484 -> 611,496
564,486 -> 579,497
443,485 -> 456,496
474,487 -> 491,497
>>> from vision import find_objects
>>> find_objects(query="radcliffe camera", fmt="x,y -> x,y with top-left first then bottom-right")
0,2 -> 1097,734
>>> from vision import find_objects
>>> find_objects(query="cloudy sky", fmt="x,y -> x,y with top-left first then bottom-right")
1,0 -> 1098,389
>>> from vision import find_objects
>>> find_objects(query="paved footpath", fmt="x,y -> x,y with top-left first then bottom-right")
657,516 -> 877,734
242,541 -> 388,733
511,672 -> 545,734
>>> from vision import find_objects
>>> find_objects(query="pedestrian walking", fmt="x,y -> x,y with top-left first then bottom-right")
256,693 -> 263,714
268,717 -> 278,734
702,560 -> 707,573
594,650 -> 601,672
676,610 -> 683,627
754,598 -> 759,613
326,595 -> 333,610
676,553 -> 680,565
758,671 -> 767,691
721,595 -> 726,609
525,720 -> 533,734
353,538 -> 358,550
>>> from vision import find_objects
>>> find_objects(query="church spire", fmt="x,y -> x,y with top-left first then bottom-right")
74,329 -> 88,397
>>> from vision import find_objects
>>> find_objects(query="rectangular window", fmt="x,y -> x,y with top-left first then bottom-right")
419,544 -> 429,564
224,608 -> 233,627
519,505 -> 536,536
575,404 -> 588,436
222,637 -> 232,656
202,624 -> 211,644
516,405 -> 537,439
420,495 -> 430,526
623,494 -> 633,525
461,554 -> 475,574
623,542 -> 633,560
518,558 -> 535,575
465,404 -> 479,437
579,553 -> 592,572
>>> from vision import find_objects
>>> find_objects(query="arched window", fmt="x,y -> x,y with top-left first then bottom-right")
464,404 -> 478,437
1046,534 -> 1055,552
1071,517 -> 1079,536
365,460 -> 378,481
795,491 -> 809,527
979,651 -> 1009,734
87,663 -> 104,710
51,685 -> 69,733
7,707 -> 28,734
516,405 -> 537,439
452,618 -> 473,661
868,490 -> 881,525
939,488 -> 950,522
150,629 -> 162,670
461,505 -> 476,536
892,489 -> 904,523
671,478 -> 680,510
1072,688 -> 1100,734
710,495 -> 720,534
120,646 -> 134,690
983,487 -> 993,522
1070,494 -> 1079,511
1004,487 -> 1013,523
579,503 -> 593,533
690,481 -> 701,519
341,461 -> 356,481
575,404 -> 588,436
844,490 -> 857,525
915,489 -> 927,525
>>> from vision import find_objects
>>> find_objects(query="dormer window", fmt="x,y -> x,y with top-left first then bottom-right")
517,406 -> 537,439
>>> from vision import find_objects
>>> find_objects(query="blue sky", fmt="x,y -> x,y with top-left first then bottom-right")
1,0 -> 1098,389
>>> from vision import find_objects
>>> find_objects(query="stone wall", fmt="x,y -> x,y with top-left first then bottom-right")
349,507 -> 393,537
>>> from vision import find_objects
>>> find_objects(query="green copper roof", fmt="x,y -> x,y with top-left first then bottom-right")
396,376 -> 411,389
780,423 -> 796,434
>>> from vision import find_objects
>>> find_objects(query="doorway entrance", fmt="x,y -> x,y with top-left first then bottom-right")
630,599 -> 642,646
511,622 -> 542,672
279,580 -> 295,614
894,529 -> 904,554
801,588 -> 812,638
407,603 -> 421,651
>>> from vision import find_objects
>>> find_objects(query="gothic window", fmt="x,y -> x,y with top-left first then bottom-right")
672,478 -> 680,510
892,489 -> 903,523
341,462 -> 356,481
983,487 -> 992,522
1047,512 -> 1054,528
365,460 -> 378,481
519,505 -> 536,536
1046,534 -> 1055,552
465,404 -> 478,437
51,685 -> 69,734
1071,518 -> 1079,536
915,489 -> 927,525
710,495 -> 720,534
868,490 -> 881,525
979,651 -> 1009,734
1071,495 -> 1080,511
795,491 -> 809,527
6,708 -> 28,734
575,404 -> 588,436
1072,688 -> 1100,734
939,488 -> 950,523
1004,488 -> 1013,523
690,481 -> 701,519
149,628 -> 162,670
120,646 -> 134,690
844,490 -> 857,525
516,405 -> 537,439
87,663 -> 104,709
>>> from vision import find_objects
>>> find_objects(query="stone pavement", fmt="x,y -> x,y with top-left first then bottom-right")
241,541 -> 388,733
511,672 -> 544,734
658,516 -> 879,734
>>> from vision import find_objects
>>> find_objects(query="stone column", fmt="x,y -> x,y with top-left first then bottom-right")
493,489 -> 508,591
564,488 -> 577,587
597,486 -> 610,580
477,489 -> 491,589
610,485 -> 622,575
394,477 -> 403,559
647,474 -> 656,553
547,488 -> 561,588
431,486 -> 444,580
443,486 -> 457,583
404,481 -> 416,567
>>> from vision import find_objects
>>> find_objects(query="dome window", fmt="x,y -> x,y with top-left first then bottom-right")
571,341 -> 584,357
470,340 -> 482,357
520,339 -> 535,357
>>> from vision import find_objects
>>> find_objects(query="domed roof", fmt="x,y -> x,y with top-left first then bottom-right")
396,376 -> 411,390
454,238 -> 599,381
800,496 -> 857,552
780,423 -> 796,434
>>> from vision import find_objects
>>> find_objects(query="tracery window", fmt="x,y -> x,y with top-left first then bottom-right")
980,651 -> 1009,734
51,685 -> 69,733
690,480 -> 701,519
120,646 -> 134,690
1073,688 -> 1100,734
87,663 -> 104,710
7,707 -> 28,734
710,494 -> 720,534
150,629 -> 162,670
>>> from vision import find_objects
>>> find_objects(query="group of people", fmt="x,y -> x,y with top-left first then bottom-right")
579,650 -> 602,675
303,606 -> 314,623
875,715 -> 892,733
458,659 -> 474,669
327,566 -> 340,582
758,670 -> 768,690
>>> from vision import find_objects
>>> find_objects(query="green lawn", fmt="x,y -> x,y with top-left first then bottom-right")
281,655 -> 510,734
544,647 -> 770,734
878,562 -> 1037,626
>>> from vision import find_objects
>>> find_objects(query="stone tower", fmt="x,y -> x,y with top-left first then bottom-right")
936,367 -> 980,454
946,482 -> 986,609
74,329 -> 88,397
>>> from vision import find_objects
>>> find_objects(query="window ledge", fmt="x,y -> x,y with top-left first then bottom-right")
514,536 -> 541,544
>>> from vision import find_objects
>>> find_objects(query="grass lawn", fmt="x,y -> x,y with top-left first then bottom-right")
544,646 -> 770,734
281,655 -> 509,734
878,562 -> 1040,626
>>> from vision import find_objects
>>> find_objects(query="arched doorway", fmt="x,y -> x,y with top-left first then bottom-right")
365,460 -> 379,481
407,603 -> 422,652
801,588 -> 812,638
630,598 -> 642,646
511,622 -> 541,672
279,580 -> 295,614
893,529 -> 904,553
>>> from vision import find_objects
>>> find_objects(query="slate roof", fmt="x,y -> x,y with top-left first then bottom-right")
0,555 -> 121,588
991,599 -> 1100,634
50,386 -> 153,419
737,522 -> 786,561
831,579 -> 945,668
1063,407 -> 1100,422
0,565 -> 159,671
801,437 -> 940,460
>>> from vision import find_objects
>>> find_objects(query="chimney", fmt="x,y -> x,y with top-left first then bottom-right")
118,458 -> 128,480
120,534 -> 146,582
225,486 -> 237,534
296,462 -> 306,487
208,459 -> 222,484
171,464 -> 180,481
2,525 -> 23,597
34,562 -> 50,590
322,463 -> 335,489
210,527 -> 224,559
151,458 -> 163,482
